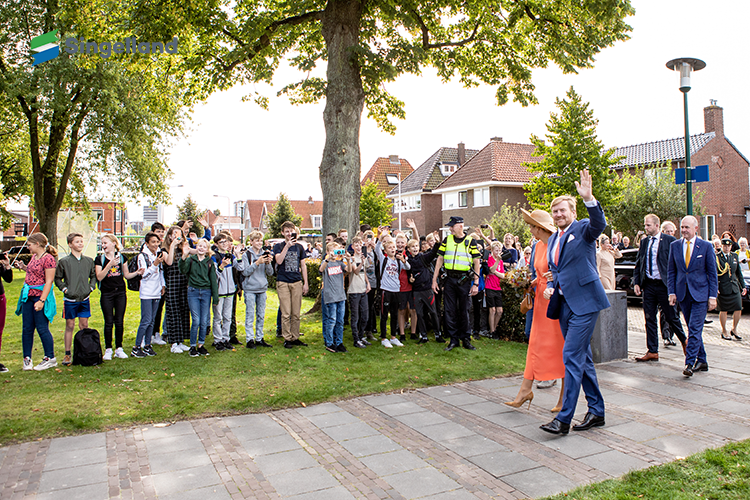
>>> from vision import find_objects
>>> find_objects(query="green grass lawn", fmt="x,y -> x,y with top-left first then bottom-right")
0,270 -> 527,445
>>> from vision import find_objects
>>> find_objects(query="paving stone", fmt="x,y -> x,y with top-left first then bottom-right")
375,401 -> 428,417
439,393 -> 487,407
468,451 -> 540,477
149,448 -> 212,474
600,392 -> 649,407
145,433 -> 204,456
669,390 -> 729,406
701,422 -> 750,441
394,411 -> 452,429
338,435 -> 402,458
459,401 -> 514,417
483,410 -> 542,429
267,466 -> 340,497
306,411 -> 362,429
223,414 -> 287,438
578,449 -> 651,476
296,403 -> 342,417
715,382 -> 750,396
468,378 -> 518,390
714,400 -> 750,416
38,463 -> 107,492
624,401 -> 680,416
47,433 -> 106,453
140,421 -> 195,440
541,433 -> 610,459
414,422 -> 476,442
157,484 -> 232,500
440,434 -> 507,457
321,422 -> 380,441
419,387 -> 470,401
642,434 -> 710,458
240,433 -> 302,456
362,394 -> 408,406
287,485 -> 356,500
358,449 -> 429,476
664,410 -> 716,427
34,481 -> 109,500
502,466 -> 578,498
385,467 -> 461,499
151,463 -> 222,496
43,445 -> 107,471
420,489 -> 481,500
607,421 -> 672,442
254,449 -> 320,476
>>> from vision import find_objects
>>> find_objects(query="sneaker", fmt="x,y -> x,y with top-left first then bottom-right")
131,347 -> 147,358
354,340 -> 367,348
325,344 -> 337,353
292,339 -> 308,347
536,379 -> 557,389
0,363 -> 8,373
189,346 -> 199,357
362,339 -> 371,346
246,340 -> 256,349
417,336 -> 429,344
381,338 -> 393,348
409,333 -> 418,340
115,347 -> 128,359
143,345 -> 157,356
103,348 -> 113,361
336,344 -> 348,353
284,341 -> 294,349
179,344 -> 191,352
435,335 -> 446,343
229,336 -> 241,345
215,342 -> 227,351
223,341 -> 235,351
257,339 -> 273,348
197,345 -> 210,356
33,357 -> 57,371
62,354 -> 72,366
152,334 -> 167,345
171,343 -> 184,353
23,357 -> 33,371
390,337 -> 404,347
399,335 -> 406,343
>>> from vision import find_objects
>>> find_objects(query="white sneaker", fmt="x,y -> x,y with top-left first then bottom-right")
171,343 -> 183,353
152,334 -> 167,345
536,379 -> 557,389
114,347 -> 128,359
390,337 -> 404,347
23,357 -> 33,371
381,338 -> 393,348
103,348 -> 113,361
33,357 -> 57,371
179,344 -> 190,352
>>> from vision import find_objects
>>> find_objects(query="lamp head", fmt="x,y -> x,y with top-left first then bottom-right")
666,58 -> 706,92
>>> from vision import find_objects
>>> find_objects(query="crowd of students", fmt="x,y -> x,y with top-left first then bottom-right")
0,217 -> 531,373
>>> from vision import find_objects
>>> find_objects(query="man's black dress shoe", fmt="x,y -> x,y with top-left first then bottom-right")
683,364 -> 693,377
462,340 -> 476,350
444,342 -> 459,351
692,361 -> 709,372
572,412 -> 605,431
540,419 -> 570,435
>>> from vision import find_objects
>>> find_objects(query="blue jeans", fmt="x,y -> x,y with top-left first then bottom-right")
323,300 -> 345,347
136,298 -> 160,347
187,287 -> 212,346
22,296 -> 54,359
244,291 -> 267,342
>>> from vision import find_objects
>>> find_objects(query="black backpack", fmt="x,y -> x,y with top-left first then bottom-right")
126,252 -> 149,291
72,328 -> 103,366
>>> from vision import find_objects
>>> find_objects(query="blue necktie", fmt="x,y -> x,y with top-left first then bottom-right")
647,236 -> 654,277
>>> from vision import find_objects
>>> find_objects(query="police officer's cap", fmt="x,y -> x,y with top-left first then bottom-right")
446,216 -> 464,227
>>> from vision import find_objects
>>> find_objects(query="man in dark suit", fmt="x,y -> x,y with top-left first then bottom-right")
667,216 -> 718,377
633,214 -> 687,361
540,170 -> 610,435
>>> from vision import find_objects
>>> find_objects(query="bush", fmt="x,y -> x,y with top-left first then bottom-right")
496,267 -> 532,342
268,258 -> 322,298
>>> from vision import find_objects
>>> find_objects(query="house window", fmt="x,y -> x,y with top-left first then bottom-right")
311,215 -> 322,229
645,167 -> 670,184
115,209 -> 122,222
441,162 -> 458,176
474,188 -> 489,207
443,192 -> 458,209
459,191 -> 468,208
394,195 -> 421,213
701,215 -> 715,240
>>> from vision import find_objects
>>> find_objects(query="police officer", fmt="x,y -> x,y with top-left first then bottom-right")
432,216 -> 481,351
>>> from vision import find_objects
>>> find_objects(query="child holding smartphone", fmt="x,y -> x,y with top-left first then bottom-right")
320,242 -> 348,352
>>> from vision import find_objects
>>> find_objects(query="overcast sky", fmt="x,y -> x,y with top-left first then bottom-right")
119,0 -> 749,223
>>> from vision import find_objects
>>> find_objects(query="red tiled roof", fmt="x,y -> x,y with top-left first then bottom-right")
361,156 -> 414,192
435,140 -> 541,190
243,198 -> 323,230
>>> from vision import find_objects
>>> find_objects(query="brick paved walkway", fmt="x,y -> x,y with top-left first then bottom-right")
3,306 -> 750,499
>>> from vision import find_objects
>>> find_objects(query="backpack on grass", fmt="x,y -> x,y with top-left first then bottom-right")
72,328 -> 103,366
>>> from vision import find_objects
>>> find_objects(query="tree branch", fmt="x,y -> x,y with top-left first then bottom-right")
54,100 -> 90,211
523,4 -> 565,26
411,9 -> 481,49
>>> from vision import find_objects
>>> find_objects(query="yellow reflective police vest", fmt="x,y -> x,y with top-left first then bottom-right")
443,235 -> 474,271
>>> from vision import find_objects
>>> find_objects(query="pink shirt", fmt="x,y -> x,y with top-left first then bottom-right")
25,253 -> 56,296
484,256 -> 505,291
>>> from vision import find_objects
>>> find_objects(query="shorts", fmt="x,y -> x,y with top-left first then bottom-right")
398,291 -> 414,310
63,299 -> 92,319
485,289 -> 503,308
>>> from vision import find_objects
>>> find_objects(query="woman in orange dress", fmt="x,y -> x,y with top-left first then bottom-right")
505,209 -> 565,412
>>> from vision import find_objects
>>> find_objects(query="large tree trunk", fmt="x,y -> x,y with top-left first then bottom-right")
319,0 -> 365,240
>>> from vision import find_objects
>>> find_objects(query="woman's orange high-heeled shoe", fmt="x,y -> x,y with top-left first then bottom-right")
504,391 -> 534,409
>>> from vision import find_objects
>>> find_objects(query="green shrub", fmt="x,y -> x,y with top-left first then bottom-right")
268,258 -> 322,298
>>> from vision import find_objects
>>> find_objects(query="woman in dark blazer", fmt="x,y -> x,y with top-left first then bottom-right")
717,238 -> 745,340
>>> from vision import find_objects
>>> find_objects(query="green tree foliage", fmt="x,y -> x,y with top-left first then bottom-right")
486,202 -> 532,247
606,165 -> 703,238
176,195 -> 205,237
359,180 -> 394,228
0,0 -> 203,244
162,0 -> 635,245
525,87 -> 623,215
267,193 -> 303,238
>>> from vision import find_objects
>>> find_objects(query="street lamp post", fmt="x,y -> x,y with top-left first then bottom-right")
385,173 -> 402,231
666,57 -> 706,216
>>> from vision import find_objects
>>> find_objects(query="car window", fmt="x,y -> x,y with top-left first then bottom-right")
615,249 -> 638,266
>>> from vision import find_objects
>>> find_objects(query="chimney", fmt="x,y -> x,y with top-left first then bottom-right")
704,100 -> 724,138
458,142 -> 466,166
389,155 -> 399,165
308,196 -> 314,204
491,136 -> 503,142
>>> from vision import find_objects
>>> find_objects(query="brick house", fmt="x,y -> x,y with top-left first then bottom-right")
3,201 -> 126,239
613,103 -> 749,240
430,138 -> 541,232
360,155 -> 414,195
240,197 -> 324,237
385,143 -> 479,236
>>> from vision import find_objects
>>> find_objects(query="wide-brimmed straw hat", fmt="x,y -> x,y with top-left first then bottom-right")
521,208 -> 556,233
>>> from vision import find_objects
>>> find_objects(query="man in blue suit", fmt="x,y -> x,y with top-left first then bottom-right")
667,215 -> 718,377
540,170 -> 610,435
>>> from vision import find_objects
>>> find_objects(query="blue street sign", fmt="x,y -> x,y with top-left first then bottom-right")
675,164 -> 709,184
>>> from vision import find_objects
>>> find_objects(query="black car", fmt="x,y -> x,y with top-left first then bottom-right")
614,248 -> 639,300
8,245 -> 31,255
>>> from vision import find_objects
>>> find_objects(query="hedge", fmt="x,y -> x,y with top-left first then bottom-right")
267,258 -> 322,298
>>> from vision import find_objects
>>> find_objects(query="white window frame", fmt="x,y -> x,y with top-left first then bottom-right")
311,215 -> 322,229
473,187 -> 490,207
459,191 -> 468,208
701,215 -> 715,240
394,195 -> 421,213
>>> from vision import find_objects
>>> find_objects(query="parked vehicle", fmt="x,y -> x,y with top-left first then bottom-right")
614,248 -> 639,300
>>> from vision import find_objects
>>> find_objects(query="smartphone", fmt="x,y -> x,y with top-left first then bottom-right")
291,232 -> 297,240
480,224 -> 489,229
176,237 -> 182,242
